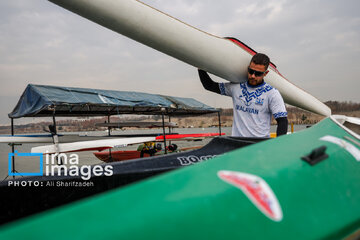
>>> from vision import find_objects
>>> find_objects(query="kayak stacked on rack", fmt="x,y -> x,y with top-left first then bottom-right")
30,133 -> 225,154
0,116 -> 359,239
0,136 -> 264,225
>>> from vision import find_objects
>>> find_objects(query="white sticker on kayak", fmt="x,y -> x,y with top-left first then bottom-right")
218,170 -> 283,222
320,135 -> 360,161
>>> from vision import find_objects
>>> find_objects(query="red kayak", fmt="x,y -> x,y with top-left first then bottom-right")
94,133 -> 223,162
155,132 -> 224,140
94,145 -> 203,162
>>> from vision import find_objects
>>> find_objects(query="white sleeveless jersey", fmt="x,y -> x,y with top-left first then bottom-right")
219,81 -> 287,137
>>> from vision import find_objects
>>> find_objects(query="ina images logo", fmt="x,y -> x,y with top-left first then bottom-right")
8,151 -> 113,180
8,150 -> 43,177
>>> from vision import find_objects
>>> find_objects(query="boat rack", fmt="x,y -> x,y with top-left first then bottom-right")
5,84 -> 223,179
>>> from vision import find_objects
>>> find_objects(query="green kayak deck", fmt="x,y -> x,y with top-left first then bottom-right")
0,117 -> 359,239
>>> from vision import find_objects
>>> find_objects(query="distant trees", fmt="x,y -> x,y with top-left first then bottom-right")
325,101 -> 360,112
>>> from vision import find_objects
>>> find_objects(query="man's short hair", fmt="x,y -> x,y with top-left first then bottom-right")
251,53 -> 270,69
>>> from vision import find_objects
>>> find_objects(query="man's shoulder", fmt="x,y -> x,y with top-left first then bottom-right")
222,81 -> 243,90
262,82 -> 280,94
262,81 -> 274,89
249,82 -> 275,94
263,82 -> 285,103
229,80 -> 246,86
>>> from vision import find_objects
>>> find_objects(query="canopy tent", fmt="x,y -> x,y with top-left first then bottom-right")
5,85 -> 222,179
9,84 -> 219,118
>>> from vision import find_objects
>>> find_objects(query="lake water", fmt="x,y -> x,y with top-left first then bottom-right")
0,125 -> 309,180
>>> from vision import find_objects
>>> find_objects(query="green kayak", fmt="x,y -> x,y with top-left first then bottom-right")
0,116 -> 359,239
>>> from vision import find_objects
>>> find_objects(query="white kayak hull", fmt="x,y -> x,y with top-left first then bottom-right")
0,135 -> 54,143
48,0 -> 331,116
0,134 -> 112,144
31,137 -> 156,154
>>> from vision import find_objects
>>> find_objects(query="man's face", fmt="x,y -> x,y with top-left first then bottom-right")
247,62 -> 268,86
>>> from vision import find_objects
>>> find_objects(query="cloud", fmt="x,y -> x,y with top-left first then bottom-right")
235,0 -> 286,21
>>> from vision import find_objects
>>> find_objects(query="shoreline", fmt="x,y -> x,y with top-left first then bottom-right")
0,105 -> 359,134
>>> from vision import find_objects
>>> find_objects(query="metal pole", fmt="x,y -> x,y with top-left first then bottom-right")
161,109 -> 167,154
218,111 -> 222,135
3,118 -> 18,180
168,116 -> 172,146
168,116 -> 172,133
52,114 -> 57,134
11,118 -> 15,179
11,118 -> 14,135
107,115 -> 111,136
52,111 -> 63,165
107,115 -> 112,161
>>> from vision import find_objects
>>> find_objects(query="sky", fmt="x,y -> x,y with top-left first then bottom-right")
0,0 -> 359,124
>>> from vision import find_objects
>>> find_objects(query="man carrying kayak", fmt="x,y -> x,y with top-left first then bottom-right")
198,53 -> 288,137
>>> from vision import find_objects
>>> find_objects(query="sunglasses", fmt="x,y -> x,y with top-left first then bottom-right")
248,67 -> 266,77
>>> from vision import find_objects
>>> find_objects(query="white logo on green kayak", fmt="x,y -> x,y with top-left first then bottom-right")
218,170 -> 283,222
320,135 -> 360,161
